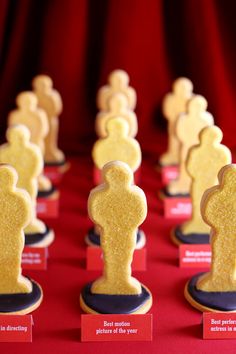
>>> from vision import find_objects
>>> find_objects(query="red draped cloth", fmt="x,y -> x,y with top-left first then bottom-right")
0,0 -> 236,154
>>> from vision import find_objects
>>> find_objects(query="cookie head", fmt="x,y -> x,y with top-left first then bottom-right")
188,95 -> 207,114
200,125 -> 223,145
32,75 -> 53,91
6,125 -> 31,146
108,70 -> 129,88
108,93 -> 128,112
173,77 -> 193,96
218,164 -> 236,190
0,164 -> 17,190
16,92 -> 37,110
102,161 -> 133,188
106,117 -> 129,137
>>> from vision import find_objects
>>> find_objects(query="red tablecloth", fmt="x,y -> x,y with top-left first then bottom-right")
1,155 -> 235,354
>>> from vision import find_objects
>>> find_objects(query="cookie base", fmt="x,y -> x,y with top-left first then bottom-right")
171,226 -> 210,246
80,282 -> 152,314
185,272 -> 236,313
85,227 -> 146,250
25,225 -> 55,247
44,160 -> 70,174
159,187 -> 190,200
37,184 -> 57,198
0,279 -> 43,315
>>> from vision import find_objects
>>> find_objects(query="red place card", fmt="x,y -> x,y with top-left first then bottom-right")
44,166 -> 63,185
179,244 -> 211,268
37,196 -> 59,218
161,165 -> 179,185
164,197 -> 191,219
0,315 -> 33,342
22,247 -> 48,270
81,314 -> 152,342
86,247 -> 146,271
203,312 -> 236,339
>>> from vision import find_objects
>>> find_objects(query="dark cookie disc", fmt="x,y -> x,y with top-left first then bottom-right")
25,225 -> 51,245
0,279 -> 42,313
81,282 -> 151,314
87,227 -> 142,246
44,159 -> 66,167
187,272 -> 236,312
174,225 -> 210,244
37,185 -> 56,198
162,187 -> 190,198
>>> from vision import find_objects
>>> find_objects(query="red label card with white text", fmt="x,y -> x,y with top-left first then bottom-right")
22,247 -> 48,270
179,244 -> 211,268
81,314 -> 152,342
44,166 -> 63,185
164,197 -> 191,219
161,166 -> 179,185
37,197 -> 59,218
0,315 -> 33,342
203,313 -> 236,339
86,247 -> 146,271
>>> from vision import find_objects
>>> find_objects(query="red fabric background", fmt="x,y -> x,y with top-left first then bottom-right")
0,0 -> 236,153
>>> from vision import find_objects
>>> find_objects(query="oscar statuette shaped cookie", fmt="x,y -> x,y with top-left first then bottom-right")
7,91 -> 55,198
97,69 -> 136,111
80,161 -> 152,314
95,93 -> 138,138
165,95 -> 213,197
0,165 -> 43,314
185,164 -> 236,312
0,125 -> 54,247
159,77 -> 193,167
171,126 -> 231,245
87,117 -> 145,249
32,75 -> 68,171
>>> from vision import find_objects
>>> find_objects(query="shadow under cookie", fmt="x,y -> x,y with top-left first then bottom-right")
0,279 -> 43,315
159,187 -> 190,200
171,226 -> 210,246
80,282 -> 152,314
25,225 -> 54,247
185,272 -> 236,312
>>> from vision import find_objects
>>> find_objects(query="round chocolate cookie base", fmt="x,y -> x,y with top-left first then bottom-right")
0,279 -> 43,315
159,187 -> 190,199
37,184 -> 57,198
185,272 -> 236,312
44,160 -> 70,174
25,225 -> 54,247
80,282 -> 152,314
171,226 -> 210,246
85,227 -> 146,249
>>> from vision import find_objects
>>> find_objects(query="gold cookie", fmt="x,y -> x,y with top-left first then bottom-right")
8,91 -> 52,193
197,164 -> 236,292
80,161 -> 152,314
0,125 -> 54,246
95,93 -> 138,138
159,77 -> 193,166
97,69 -> 136,111
0,165 -> 32,294
92,117 -> 141,172
185,164 -> 236,313
182,126 -> 231,235
0,164 -> 43,314
167,95 -> 214,195
8,91 -> 49,155
32,74 -> 64,163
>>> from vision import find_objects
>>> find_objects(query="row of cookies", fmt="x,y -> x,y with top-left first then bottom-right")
0,76 -> 68,315
160,78 -> 236,312
80,70 -> 153,314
